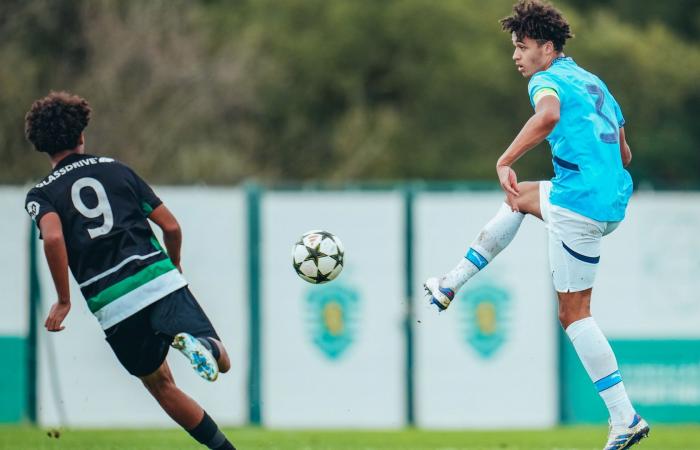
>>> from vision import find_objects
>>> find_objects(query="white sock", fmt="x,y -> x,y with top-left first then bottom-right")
566,317 -> 636,427
442,203 -> 524,291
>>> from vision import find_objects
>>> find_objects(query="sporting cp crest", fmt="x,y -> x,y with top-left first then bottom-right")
458,282 -> 511,359
305,283 -> 359,360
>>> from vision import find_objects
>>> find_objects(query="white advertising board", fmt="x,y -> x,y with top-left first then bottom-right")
593,192 -> 700,338
414,192 -> 558,428
560,192 -> 700,423
0,187 -> 29,336
261,191 -> 405,428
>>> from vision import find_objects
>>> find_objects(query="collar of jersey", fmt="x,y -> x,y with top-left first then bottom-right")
54,152 -> 92,169
551,56 -> 574,66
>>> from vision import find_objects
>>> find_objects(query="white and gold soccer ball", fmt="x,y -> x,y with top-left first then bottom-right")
292,230 -> 344,284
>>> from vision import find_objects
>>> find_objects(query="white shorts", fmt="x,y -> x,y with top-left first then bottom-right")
539,181 -> 620,293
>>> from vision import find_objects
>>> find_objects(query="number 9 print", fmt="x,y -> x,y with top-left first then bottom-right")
71,177 -> 114,239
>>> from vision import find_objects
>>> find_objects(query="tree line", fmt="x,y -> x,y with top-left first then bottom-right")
1,0 -> 698,187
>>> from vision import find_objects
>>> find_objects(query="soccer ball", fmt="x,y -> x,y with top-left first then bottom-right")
292,230 -> 344,284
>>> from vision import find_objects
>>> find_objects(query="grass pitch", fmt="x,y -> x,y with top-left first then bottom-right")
1,425 -> 699,450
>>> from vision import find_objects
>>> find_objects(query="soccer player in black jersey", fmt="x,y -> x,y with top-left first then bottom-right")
24,92 -> 237,450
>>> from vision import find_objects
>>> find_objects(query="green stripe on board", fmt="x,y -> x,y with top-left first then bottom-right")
0,336 -> 27,423
247,183 -> 262,425
561,339 -> 700,423
28,223 -> 40,423
404,185 -> 415,426
86,258 -> 176,313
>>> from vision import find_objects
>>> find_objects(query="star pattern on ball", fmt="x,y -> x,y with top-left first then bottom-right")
304,242 -> 327,265
328,251 -> 343,266
304,238 -> 331,283
292,232 -> 344,284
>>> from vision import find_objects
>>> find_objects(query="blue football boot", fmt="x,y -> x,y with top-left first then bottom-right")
424,277 -> 455,311
171,332 -> 219,382
604,414 -> 650,450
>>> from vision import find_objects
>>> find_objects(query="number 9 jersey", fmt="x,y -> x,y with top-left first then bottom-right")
528,57 -> 633,223
25,153 -> 187,330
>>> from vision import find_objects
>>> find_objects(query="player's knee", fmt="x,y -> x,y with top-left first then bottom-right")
505,182 -> 539,214
558,299 -> 591,329
214,342 -> 231,373
558,308 -> 575,329
218,352 -> 231,373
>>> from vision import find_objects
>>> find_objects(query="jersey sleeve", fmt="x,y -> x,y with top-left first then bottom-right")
599,80 -> 625,127
126,166 -> 162,216
25,188 -> 56,229
528,72 -> 561,109
610,96 -> 625,127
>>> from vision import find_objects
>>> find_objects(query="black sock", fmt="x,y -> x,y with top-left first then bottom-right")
187,411 -> 235,450
215,441 -> 236,450
197,336 -> 221,360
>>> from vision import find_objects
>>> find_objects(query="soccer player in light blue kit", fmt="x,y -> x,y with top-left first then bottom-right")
424,1 -> 649,448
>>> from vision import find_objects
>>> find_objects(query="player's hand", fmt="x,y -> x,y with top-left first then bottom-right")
45,301 -> 70,332
496,165 -> 520,210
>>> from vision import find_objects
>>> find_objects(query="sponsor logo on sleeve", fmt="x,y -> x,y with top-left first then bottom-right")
26,201 -> 40,220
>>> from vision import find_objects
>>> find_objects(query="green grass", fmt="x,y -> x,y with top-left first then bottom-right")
1,425 -> 699,450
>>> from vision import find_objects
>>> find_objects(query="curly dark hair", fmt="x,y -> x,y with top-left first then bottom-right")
500,0 -> 573,52
25,91 -> 92,155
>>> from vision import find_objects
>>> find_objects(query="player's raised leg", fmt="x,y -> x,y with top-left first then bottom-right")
157,287 -> 231,380
140,360 -> 236,450
425,181 -> 541,310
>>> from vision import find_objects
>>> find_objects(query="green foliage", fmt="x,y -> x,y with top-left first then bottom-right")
567,0 -> 700,42
1,0 -> 698,187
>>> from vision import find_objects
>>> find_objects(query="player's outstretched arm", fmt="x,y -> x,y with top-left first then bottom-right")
497,95 -> 560,169
149,204 -> 182,271
496,95 -> 560,207
38,212 -> 71,332
619,127 -> 632,167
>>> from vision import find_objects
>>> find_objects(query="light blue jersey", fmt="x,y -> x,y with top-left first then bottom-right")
528,57 -> 632,222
